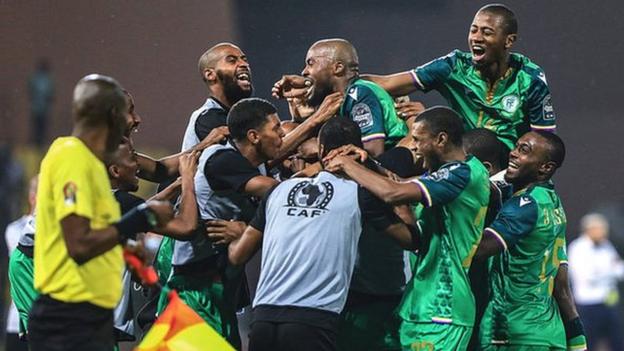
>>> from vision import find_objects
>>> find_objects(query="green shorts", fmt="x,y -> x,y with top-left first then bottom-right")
399,321 -> 472,351
158,274 -> 240,349
8,248 -> 38,335
337,295 -> 402,351
480,345 -> 565,351
154,236 -> 174,286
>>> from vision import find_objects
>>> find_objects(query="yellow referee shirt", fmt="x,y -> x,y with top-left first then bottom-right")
34,137 -> 123,309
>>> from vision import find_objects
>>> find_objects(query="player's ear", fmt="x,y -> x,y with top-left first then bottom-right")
204,68 -> 216,83
247,129 -> 260,145
539,160 -> 556,178
505,34 -> 517,50
436,132 -> 448,148
108,164 -> 120,179
333,61 -> 345,76
481,161 -> 494,174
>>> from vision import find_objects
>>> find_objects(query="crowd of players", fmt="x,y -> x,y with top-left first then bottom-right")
5,3 -> 589,351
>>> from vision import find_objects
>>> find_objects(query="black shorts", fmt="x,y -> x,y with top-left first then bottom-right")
249,305 -> 339,351
28,295 -> 114,351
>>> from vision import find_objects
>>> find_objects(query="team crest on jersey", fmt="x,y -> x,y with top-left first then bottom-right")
502,94 -> 520,114
428,168 -> 450,182
63,182 -> 77,206
542,95 -> 554,120
285,181 -> 334,218
351,103 -> 373,129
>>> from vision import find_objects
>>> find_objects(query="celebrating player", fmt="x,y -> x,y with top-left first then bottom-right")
324,106 -> 490,350
273,38 -> 408,156
474,131 -> 586,350
364,4 -> 556,151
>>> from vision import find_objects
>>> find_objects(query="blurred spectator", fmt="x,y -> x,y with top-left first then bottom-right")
28,58 -> 54,148
568,213 -> 624,351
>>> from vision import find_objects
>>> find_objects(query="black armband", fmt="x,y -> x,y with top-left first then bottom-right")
114,203 -> 158,244
153,161 -> 169,182
407,222 -> 422,250
564,317 -> 585,339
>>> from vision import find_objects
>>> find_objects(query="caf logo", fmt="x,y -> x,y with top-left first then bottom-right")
502,94 -> 520,114
286,181 -> 334,217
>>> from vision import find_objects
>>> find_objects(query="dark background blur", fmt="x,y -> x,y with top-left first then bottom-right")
1,0 -> 623,347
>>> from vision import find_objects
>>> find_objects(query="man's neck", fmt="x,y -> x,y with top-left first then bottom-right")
208,86 -> 233,109
234,140 -> 265,167
72,123 -> 108,161
333,74 -> 358,94
477,55 -> 510,85
435,147 -> 467,170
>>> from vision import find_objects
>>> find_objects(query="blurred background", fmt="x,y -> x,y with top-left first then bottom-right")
2,0 -> 623,349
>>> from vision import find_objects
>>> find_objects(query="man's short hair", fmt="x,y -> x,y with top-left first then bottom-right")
318,117 -> 363,157
478,3 -> 518,35
415,106 -> 465,146
72,74 -> 126,127
227,98 -> 277,141
463,128 -> 507,169
533,130 -> 566,168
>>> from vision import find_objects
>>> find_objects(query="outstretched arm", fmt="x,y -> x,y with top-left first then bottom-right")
324,154 -> 424,204
361,71 -> 419,97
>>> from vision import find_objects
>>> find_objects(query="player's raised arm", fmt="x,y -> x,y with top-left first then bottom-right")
361,71 -> 419,97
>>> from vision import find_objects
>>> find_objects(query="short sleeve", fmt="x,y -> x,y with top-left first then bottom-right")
249,184 -> 278,232
194,108 -> 228,143
114,191 -> 146,215
409,162 -> 470,207
344,85 -> 386,142
377,147 -> 417,178
358,187 -> 402,231
53,160 -> 96,221
205,149 -> 261,192
526,72 -> 556,131
557,236 -> 568,264
412,51 -> 458,92
485,194 -> 538,250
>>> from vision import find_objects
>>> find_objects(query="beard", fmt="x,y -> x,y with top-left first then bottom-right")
217,70 -> 252,104
307,82 -> 333,108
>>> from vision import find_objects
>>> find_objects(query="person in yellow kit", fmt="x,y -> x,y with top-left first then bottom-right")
27,74 -> 173,351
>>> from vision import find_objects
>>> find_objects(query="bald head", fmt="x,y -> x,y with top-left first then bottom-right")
72,74 -> 127,127
309,38 -> 359,74
198,42 -> 242,81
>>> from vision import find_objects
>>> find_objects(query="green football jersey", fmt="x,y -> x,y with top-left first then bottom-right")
411,50 -> 556,150
479,181 -> 567,348
399,156 -> 490,327
340,78 -> 408,149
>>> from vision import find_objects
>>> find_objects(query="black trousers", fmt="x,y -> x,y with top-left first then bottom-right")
578,303 -> 623,351
5,333 -> 28,351
249,320 -> 337,351
28,295 -> 114,351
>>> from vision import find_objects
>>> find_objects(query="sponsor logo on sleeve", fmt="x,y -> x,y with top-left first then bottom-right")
428,168 -> 450,182
63,182 -> 77,206
348,87 -> 358,101
351,103 -> 374,129
519,196 -> 532,207
542,95 -> 555,120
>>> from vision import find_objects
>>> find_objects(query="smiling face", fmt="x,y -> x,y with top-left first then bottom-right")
254,113 -> 285,161
409,120 -> 441,172
504,132 -> 552,188
468,11 -> 513,68
212,45 -> 253,103
123,92 -> 141,137
301,44 -> 336,107
110,142 -> 140,192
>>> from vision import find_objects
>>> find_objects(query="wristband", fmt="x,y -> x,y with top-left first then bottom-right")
114,203 -> 157,244
564,317 -> 587,351
567,334 -> 587,351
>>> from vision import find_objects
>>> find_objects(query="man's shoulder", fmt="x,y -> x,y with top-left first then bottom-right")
511,53 -> 548,84
43,137 -> 98,169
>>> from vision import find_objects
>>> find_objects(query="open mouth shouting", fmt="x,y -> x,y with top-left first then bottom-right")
471,44 -> 487,64
236,70 -> 252,89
